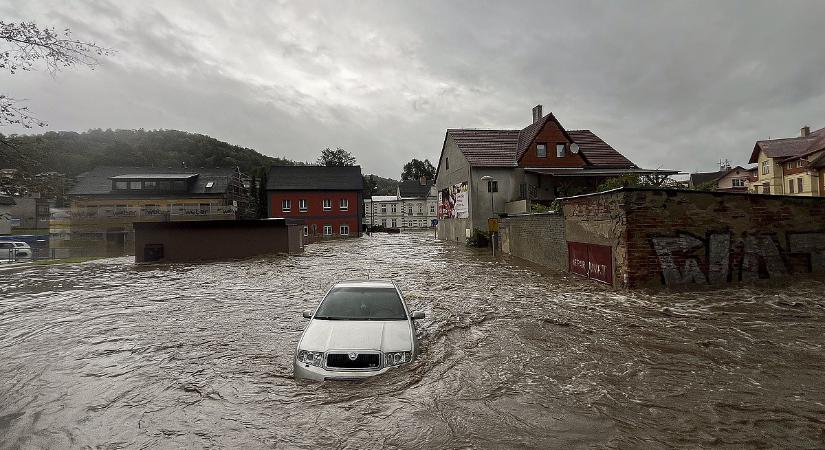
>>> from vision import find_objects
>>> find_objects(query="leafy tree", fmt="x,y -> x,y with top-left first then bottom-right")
401,158 -> 436,181
317,147 -> 357,166
258,171 -> 268,218
1,21 -> 113,130
363,174 -> 377,198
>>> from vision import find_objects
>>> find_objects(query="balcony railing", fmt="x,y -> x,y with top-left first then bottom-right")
70,205 -> 237,222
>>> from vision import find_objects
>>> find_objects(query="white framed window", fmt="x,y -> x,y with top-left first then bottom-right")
298,199 -> 307,212
536,143 -> 547,158
556,143 -> 566,158
391,219 -> 397,227
381,219 -> 387,227
732,178 -> 745,187
323,225 -> 332,235
281,199 -> 291,212
340,224 -> 349,236
798,177 -> 803,192
381,204 -> 387,213
340,199 -> 349,211
303,226 -> 308,236
430,205 -> 435,213
391,204 -> 397,213
787,162 -> 793,170
322,199 -> 332,210
418,205 -> 423,213
762,160 -> 770,175
798,160 -> 805,168
407,206 -> 413,215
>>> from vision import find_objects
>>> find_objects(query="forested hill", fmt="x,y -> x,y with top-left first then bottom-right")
0,128 -> 299,177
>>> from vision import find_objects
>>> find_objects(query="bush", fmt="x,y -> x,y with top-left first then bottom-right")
466,228 -> 490,247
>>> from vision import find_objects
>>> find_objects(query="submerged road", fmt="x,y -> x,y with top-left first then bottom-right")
1,232 -> 824,448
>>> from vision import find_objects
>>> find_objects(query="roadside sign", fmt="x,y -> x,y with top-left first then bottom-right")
487,218 -> 499,233
431,219 -> 438,226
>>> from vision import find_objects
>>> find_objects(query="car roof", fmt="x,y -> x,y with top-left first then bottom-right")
333,279 -> 397,289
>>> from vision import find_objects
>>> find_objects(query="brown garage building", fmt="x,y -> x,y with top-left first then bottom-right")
134,218 -> 304,263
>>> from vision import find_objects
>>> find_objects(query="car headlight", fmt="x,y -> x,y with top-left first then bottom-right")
384,351 -> 411,367
296,350 -> 324,367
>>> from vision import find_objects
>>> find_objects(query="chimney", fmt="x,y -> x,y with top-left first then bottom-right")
532,104 -> 543,124
419,176 -> 427,186
802,125 -> 811,137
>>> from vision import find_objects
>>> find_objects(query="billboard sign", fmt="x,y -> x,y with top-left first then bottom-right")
439,181 -> 469,219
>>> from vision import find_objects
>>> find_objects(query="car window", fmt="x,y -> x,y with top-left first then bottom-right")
14,243 -> 26,247
0,243 -> 12,249
314,286 -> 407,320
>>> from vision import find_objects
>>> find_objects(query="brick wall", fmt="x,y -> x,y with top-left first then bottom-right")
562,188 -> 825,289
500,213 -> 567,271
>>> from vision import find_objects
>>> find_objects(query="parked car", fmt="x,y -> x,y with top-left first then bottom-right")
0,241 -> 32,260
294,280 -> 426,381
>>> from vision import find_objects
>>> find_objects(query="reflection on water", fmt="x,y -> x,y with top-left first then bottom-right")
1,233 -> 824,448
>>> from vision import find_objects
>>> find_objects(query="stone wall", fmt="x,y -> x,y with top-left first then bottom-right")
562,188 -> 825,288
499,213 -> 567,271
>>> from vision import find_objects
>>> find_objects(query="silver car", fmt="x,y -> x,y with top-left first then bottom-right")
0,241 -> 32,260
294,280 -> 426,381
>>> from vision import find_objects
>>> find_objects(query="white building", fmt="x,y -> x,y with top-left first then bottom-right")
364,179 -> 437,229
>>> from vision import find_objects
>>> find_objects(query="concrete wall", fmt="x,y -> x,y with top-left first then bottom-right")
562,188 -> 825,288
134,219 -> 304,263
500,213 -> 567,271
470,167 -> 524,230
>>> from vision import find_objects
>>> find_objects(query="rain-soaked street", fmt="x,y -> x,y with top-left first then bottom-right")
1,232 -> 824,448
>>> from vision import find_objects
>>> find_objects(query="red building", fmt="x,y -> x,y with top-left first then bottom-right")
265,165 -> 363,242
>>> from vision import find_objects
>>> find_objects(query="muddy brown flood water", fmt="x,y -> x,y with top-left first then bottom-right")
1,232 -> 824,448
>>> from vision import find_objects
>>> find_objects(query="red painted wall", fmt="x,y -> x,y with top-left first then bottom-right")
268,190 -> 361,240
519,120 -> 587,168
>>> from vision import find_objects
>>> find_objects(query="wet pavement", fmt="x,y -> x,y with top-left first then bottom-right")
1,232 -> 824,448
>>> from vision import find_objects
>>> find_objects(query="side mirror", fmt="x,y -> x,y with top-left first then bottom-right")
411,311 -> 425,320
302,309 -> 313,319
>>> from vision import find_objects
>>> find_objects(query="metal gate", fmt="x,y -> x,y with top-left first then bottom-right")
568,242 -> 613,285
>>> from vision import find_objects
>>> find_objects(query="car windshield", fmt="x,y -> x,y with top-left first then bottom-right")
314,286 -> 407,320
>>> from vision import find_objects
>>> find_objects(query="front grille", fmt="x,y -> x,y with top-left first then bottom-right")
326,352 -> 381,370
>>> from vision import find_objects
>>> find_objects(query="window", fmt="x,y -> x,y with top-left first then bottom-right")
789,179 -> 795,194
536,143 -> 547,158
381,204 -> 387,214
408,206 -> 413,215
159,181 -> 171,191
391,204 -> 397,213
114,181 -> 128,190
391,219 -> 397,227
130,181 -> 142,190
340,224 -> 349,236
418,205 -> 423,213
299,199 -> 307,212
798,177 -> 804,193
340,199 -> 349,211
762,160 -> 770,175
430,204 -> 435,213
282,199 -> 291,212
303,226 -> 308,237
763,183 -> 771,194
322,199 -> 332,210
556,143 -> 566,158
313,286 -> 406,320
787,162 -> 793,170
445,157 -> 449,170
381,219 -> 386,227
487,180 -> 498,192
323,225 -> 332,235
798,160 -> 805,168
732,178 -> 745,187
144,181 -> 157,189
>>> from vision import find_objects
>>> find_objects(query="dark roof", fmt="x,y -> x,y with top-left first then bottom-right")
69,166 -> 237,196
0,195 -> 16,206
266,165 -> 363,191
447,129 -> 520,167
526,167 -> 678,177
443,113 -> 636,169
690,166 -> 749,187
399,180 -> 433,197
749,126 -> 825,163
567,130 -> 636,168
110,173 -> 198,180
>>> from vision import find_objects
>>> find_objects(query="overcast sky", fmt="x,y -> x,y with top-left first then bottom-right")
2,1 -> 824,178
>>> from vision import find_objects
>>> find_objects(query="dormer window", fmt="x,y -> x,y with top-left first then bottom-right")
536,143 -> 547,158
556,143 -> 566,158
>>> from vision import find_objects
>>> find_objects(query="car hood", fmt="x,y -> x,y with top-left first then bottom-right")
300,319 -> 412,352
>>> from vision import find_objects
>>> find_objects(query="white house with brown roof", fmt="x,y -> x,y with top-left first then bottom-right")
434,105 -> 675,241
748,125 -> 825,196
689,166 -> 753,192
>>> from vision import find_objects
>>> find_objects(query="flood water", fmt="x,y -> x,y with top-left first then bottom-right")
1,232 -> 824,448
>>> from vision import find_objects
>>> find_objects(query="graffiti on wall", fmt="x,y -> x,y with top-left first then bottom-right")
651,231 -> 825,286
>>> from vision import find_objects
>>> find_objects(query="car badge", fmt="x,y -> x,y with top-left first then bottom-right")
348,352 -> 358,360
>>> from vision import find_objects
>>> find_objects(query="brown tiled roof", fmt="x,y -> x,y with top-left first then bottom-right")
749,126 -> 825,163
446,115 -> 635,169
447,129 -> 520,167
567,130 -> 636,168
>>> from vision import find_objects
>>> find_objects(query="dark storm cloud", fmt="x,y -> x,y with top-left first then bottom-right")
2,0 -> 825,177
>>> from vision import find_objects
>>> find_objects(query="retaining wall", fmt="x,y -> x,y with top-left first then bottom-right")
499,213 -> 567,271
